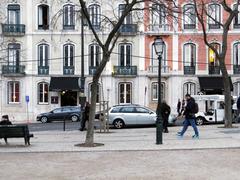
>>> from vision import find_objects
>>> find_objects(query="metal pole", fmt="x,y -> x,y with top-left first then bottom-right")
156,54 -> 163,144
81,10 -> 85,92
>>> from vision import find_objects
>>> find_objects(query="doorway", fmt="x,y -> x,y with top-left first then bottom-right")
61,91 -> 77,106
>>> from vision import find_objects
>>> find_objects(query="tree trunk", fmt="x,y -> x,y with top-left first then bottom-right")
219,57 -> 232,128
85,81 -> 98,146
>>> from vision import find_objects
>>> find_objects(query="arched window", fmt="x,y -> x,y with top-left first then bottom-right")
8,81 -> 20,103
208,43 -> 220,74
38,43 -> 49,75
151,82 -> 165,101
233,42 -> 240,74
88,4 -> 101,30
8,43 -> 20,72
233,4 -> 240,28
150,43 -> 167,73
233,81 -> 240,96
63,43 -> 75,75
38,4 -> 49,29
183,4 -> 196,29
183,43 -> 196,74
89,43 -> 100,67
208,3 -> 221,29
119,43 -> 132,66
119,82 -> 132,104
183,82 -> 196,97
38,82 -> 49,104
151,3 -> 167,29
63,4 -> 75,29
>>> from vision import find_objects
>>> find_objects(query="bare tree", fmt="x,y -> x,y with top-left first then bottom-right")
191,0 -> 240,128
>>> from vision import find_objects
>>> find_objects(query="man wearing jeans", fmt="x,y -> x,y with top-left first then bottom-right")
177,94 -> 199,139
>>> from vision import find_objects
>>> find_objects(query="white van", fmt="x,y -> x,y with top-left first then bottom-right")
192,95 -> 236,125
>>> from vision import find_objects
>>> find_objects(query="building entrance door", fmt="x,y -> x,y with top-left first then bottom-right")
61,91 -> 77,106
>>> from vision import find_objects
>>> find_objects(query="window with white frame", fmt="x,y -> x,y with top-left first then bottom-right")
183,43 -> 196,66
89,43 -> 100,67
38,82 -> 49,104
233,81 -> 240,96
89,83 -> 100,103
63,44 -> 74,67
183,82 -> 196,96
88,4 -> 101,29
8,4 -> 20,24
150,43 -> 167,73
233,4 -> 240,28
183,4 -> 196,29
151,4 -> 167,30
152,82 -> 165,101
63,4 -> 75,29
38,4 -> 49,30
119,83 -> 132,104
233,42 -> 240,66
38,43 -> 49,67
208,3 -> 221,29
8,81 -> 20,103
119,43 -> 132,66
8,43 -> 20,67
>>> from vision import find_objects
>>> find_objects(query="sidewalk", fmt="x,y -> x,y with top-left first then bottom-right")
1,124 -> 240,153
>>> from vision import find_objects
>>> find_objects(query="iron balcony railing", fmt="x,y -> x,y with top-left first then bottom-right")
184,66 -> 196,75
209,65 -> 220,75
2,65 -> 25,75
113,66 -> 137,76
2,24 -> 25,36
63,66 -> 74,75
63,24 -> 75,30
183,24 -> 196,30
119,24 -> 137,35
233,65 -> 240,74
38,66 -> 49,75
148,65 -> 170,74
148,24 -> 170,32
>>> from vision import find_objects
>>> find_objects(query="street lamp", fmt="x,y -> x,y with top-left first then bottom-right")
153,36 -> 165,145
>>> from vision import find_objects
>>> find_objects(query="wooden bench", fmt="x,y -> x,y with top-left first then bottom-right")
0,125 -> 34,145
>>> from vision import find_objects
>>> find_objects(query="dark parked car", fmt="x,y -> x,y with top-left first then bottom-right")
37,106 -> 81,123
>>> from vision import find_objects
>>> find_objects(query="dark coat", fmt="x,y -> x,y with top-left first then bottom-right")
183,97 -> 195,119
161,102 -> 171,120
237,97 -> 240,110
0,120 -> 12,125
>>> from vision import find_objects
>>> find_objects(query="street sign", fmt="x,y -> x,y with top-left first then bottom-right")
25,95 -> 29,103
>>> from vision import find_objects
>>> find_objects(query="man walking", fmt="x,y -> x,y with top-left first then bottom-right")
177,94 -> 199,139
161,101 -> 171,133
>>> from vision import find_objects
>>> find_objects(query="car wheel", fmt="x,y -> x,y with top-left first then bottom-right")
113,119 -> 125,129
196,117 -> 204,126
40,116 -> 48,123
71,115 -> 79,122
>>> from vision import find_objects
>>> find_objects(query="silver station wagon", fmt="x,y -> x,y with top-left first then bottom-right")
108,104 -> 157,129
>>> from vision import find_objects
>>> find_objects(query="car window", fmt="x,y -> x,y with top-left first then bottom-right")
120,107 -> 135,113
111,107 -> 121,113
62,107 -> 71,112
135,107 -> 150,113
53,108 -> 62,113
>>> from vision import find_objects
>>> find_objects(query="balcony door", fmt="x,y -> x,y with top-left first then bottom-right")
8,4 -> 20,24
119,43 -> 131,66
119,4 -> 132,25
208,43 -> 220,74
8,43 -> 20,68
119,83 -> 132,104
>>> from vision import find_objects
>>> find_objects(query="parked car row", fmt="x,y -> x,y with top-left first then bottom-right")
36,104 -> 178,129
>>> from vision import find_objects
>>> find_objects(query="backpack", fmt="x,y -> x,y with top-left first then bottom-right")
192,102 -> 199,114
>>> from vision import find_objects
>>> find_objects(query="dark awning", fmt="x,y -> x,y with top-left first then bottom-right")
198,77 -> 233,91
49,77 -> 80,91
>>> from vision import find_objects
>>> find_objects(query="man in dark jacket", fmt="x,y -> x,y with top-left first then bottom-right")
177,94 -> 199,139
161,101 -> 171,133
80,102 -> 90,131
0,115 -> 12,125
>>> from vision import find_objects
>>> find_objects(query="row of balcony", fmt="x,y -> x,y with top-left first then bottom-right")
1,23 -> 138,36
3,65 -> 240,76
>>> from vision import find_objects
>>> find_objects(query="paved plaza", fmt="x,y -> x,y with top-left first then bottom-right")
0,124 -> 240,179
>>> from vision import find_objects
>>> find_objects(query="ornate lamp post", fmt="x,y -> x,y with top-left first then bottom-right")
153,36 -> 165,144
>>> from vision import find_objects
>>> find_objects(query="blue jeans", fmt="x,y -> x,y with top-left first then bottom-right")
179,118 -> 199,136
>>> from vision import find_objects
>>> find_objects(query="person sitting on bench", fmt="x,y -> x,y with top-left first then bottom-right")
0,115 -> 12,125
